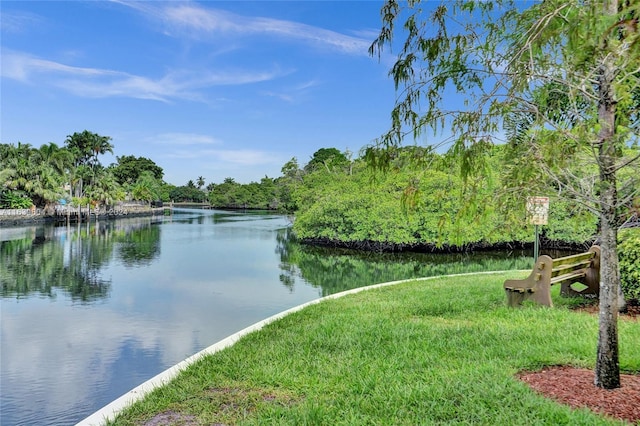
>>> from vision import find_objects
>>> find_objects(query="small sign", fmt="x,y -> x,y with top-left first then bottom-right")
527,196 -> 549,225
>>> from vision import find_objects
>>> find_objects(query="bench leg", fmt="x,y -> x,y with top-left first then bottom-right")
530,283 -> 552,307
504,285 -> 552,307
505,290 -> 526,307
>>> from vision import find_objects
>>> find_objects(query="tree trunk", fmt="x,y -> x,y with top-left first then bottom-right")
595,205 -> 621,389
594,0 -> 621,388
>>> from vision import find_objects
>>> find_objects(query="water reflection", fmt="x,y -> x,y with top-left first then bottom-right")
1,211 -> 321,426
116,224 -> 161,268
1,218 -> 164,301
1,225 -> 112,301
276,227 -> 535,296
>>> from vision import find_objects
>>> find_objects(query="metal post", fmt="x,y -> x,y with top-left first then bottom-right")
534,224 -> 539,261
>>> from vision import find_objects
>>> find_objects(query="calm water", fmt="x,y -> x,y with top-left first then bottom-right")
1,209 -> 535,426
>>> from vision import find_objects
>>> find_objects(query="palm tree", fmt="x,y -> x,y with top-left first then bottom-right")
86,170 -> 123,207
1,143 -> 65,209
197,176 -> 205,190
39,142 -> 73,176
89,135 -> 114,169
131,172 -> 159,205
65,131 -> 113,197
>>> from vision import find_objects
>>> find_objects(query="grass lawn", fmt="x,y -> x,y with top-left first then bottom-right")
108,272 -> 640,425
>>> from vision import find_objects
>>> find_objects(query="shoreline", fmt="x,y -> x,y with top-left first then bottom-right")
0,206 -> 590,254
0,207 -> 169,228
297,235 -> 592,254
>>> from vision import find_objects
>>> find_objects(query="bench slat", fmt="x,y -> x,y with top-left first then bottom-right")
551,260 -> 592,277
551,252 -> 595,267
550,269 -> 587,285
505,287 -> 535,293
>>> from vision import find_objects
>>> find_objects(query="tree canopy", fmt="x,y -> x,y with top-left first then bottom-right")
110,155 -> 164,185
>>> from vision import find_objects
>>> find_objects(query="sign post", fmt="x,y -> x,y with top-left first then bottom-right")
527,196 -> 549,261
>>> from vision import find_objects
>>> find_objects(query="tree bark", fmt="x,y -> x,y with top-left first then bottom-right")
595,201 -> 621,389
594,0 -> 621,388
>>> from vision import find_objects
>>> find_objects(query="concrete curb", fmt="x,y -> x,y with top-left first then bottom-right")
76,270 -> 510,425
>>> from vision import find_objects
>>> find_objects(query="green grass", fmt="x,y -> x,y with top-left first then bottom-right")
108,272 -> 640,425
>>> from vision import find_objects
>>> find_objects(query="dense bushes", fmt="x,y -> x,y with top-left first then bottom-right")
619,229 -> 640,300
0,190 -> 33,209
290,150 -> 599,251
208,177 -> 278,209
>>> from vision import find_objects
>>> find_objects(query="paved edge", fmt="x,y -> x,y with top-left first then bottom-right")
75,270 -> 513,425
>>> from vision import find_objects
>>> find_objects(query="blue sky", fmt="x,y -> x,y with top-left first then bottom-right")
1,0 -> 403,186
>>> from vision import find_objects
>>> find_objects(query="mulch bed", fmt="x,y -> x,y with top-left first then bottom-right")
518,366 -> 640,424
518,300 -> 640,424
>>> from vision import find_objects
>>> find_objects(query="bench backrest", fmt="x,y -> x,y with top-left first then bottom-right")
551,251 -> 595,268
546,246 -> 600,294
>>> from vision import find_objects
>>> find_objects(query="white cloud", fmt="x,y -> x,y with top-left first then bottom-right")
164,148 -> 278,166
0,10 -> 44,34
114,1 -> 372,56
261,79 -> 321,103
1,50 -> 286,102
151,132 -> 222,146
1,51 -> 111,82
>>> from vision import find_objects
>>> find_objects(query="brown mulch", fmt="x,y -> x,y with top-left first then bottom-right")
575,300 -> 640,320
518,366 -> 640,424
518,301 -> 640,425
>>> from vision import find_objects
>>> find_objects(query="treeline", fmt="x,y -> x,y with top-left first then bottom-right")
0,138 -> 349,212
288,146 -> 593,250
0,130 -> 280,210
283,145 -> 639,251
202,145 -> 638,256
3,133 -> 638,255
0,131 -> 171,210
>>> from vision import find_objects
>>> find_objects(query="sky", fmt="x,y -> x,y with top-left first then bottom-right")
1,0 -> 402,186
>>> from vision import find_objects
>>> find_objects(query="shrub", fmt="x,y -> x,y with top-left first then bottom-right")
619,229 -> 640,300
0,190 -> 33,209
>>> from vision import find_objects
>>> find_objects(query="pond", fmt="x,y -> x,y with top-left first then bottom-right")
1,208 -> 536,426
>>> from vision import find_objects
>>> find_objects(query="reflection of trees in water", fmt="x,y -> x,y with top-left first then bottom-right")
1,226 -> 113,301
1,219 -> 162,301
116,224 -> 161,267
276,228 -> 535,297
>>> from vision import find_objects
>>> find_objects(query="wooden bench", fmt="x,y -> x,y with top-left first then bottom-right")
504,246 -> 600,307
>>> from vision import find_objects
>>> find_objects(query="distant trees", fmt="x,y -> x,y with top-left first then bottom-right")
304,148 -> 350,173
65,130 -> 114,196
0,131 -> 166,209
207,176 -> 278,209
131,172 -> 162,204
204,148 -> 353,210
0,139 -> 357,210
65,130 -> 113,168
109,155 -> 164,185
108,155 -> 165,204
169,185 -> 206,203
196,176 -> 205,190
0,142 -> 74,209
